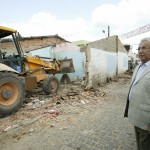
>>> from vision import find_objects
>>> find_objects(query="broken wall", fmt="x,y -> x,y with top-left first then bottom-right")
84,35 -> 128,89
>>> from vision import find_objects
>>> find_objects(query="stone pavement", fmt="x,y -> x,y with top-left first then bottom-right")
0,77 -> 136,150
49,79 -> 136,150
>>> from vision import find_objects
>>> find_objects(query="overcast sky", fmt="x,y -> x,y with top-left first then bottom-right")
0,0 -> 149,49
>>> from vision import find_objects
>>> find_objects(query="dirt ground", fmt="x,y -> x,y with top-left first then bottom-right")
0,72 -> 133,150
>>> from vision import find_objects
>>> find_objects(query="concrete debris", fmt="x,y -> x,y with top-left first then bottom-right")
80,100 -> 86,104
43,109 -> 61,115
0,82 -> 109,133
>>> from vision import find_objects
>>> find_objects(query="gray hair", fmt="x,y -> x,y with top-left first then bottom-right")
140,37 -> 150,43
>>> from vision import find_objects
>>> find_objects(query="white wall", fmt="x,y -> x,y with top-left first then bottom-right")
118,52 -> 128,74
86,48 -> 128,88
87,48 -> 117,87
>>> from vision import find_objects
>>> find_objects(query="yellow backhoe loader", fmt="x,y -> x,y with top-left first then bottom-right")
0,26 -> 75,117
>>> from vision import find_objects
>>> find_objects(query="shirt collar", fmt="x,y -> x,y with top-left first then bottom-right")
144,60 -> 150,67
140,60 -> 150,67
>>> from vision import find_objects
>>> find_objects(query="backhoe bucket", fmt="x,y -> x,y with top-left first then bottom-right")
59,58 -> 75,73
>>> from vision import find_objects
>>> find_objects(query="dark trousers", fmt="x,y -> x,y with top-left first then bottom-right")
134,126 -> 150,150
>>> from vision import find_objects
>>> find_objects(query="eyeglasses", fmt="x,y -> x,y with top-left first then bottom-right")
137,46 -> 150,51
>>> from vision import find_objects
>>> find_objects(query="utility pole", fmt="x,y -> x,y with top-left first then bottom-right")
108,26 -> 110,37
102,26 -> 110,37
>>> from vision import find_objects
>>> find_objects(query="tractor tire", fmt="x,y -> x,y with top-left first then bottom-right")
0,72 -> 25,118
42,76 -> 59,94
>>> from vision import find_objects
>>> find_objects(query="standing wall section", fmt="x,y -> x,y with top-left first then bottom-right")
88,48 -> 117,87
84,35 -> 128,88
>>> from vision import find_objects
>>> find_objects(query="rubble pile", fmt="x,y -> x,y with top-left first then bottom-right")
0,83 -> 107,133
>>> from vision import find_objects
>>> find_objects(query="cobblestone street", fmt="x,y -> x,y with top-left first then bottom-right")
0,76 -> 136,150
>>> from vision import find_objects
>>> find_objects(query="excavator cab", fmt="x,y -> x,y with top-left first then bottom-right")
0,26 -> 24,73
